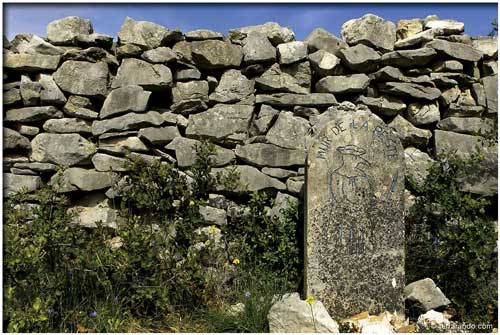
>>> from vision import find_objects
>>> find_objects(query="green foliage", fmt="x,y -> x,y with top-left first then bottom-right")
227,191 -> 302,290
406,149 -> 497,326
4,140 -> 301,332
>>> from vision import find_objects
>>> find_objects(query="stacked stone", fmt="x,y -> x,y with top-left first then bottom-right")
3,14 -> 497,228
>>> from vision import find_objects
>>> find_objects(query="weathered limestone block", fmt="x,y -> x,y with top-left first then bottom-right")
63,95 -> 98,119
338,44 -> 381,72
212,165 -> 285,193
185,104 -> 253,142
228,22 -> 295,46
316,74 -> 370,94
424,19 -> 464,35
43,118 -> 92,134
305,108 -> 405,317
4,128 -> 31,151
404,278 -> 451,313
92,153 -> 129,172
117,16 -> 181,49
100,85 -> 151,119
235,143 -> 306,167
341,14 -> 397,52
209,69 -> 255,104
191,40 -> 242,70
277,41 -> 308,65
268,293 -> 339,333
437,117 -> 495,136
4,173 -> 42,197
256,93 -> 336,107
356,96 -> 406,117
306,27 -> 347,56
10,33 -> 62,55
380,48 -> 436,68
141,46 -> 177,63
165,137 -> 235,167
406,101 -> 440,126
389,115 -> 432,148
138,126 -> 180,146
404,147 -> 435,187
308,50 -> 342,77
46,16 -> 93,45
242,32 -> 276,64
50,168 -> 118,192
92,111 -> 164,136
255,64 -> 307,94
111,58 -> 172,91
4,52 -> 60,72
53,60 -> 108,97
425,39 -> 482,62
396,19 -> 423,40
30,133 -> 96,166
266,111 -> 310,150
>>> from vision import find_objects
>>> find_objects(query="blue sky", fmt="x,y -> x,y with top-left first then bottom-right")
3,3 -> 498,41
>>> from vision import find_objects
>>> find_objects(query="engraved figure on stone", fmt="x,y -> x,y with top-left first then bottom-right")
329,144 -> 373,204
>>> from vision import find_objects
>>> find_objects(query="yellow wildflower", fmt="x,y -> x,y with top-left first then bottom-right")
209,225 -> 218,234
232,258 -> 240,265
189,200 -> 195,206
305,296 -> 315,305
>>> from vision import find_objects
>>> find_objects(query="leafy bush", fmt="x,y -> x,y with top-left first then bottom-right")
3,141 -> 302,332
406,149 -> 497,326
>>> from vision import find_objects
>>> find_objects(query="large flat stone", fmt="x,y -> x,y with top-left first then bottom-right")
256,93 -> 337,107
30,133 -> 96,166
425,39 -> 482,62
111,58 -> 172,91
380,48 -> 436,68
4,52 -> 60,71
379,82 -> 441,101
191,40 -> 242,70
4,173 -> 42,197
235,143 -> 306,167
165,136 -> 235,167
316,74 -> 370,94
266,111 -> 310,150
4,106 -> 63,123
212,165 -> 286,193
185,104 -> 253,142
53,60 -> 108,97
117,16 -> 181,49
341,14 -> 397,52
92,111 -> 164,136
100,85 -> 151,119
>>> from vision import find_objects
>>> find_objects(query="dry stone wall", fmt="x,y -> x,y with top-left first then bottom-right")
3,14 -> 498,228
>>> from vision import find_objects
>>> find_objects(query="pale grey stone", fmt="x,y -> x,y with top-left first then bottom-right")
92,153 -> 128,172
100,85 -> 151,119
472,36 -> 498,59
50,168 -> 118,192
111,58 -> 172,91
417,310 -> 450,332
20,75 -> 41,106
4,173 -> 42,197
212,165 -> 286,193
379,82 -> 441,101
117,16 -> 181,49
3,52 -> 60,71
199,206 -> 227,226
53,60 -> 108,97
439,86 -> 460,107
30,133 -> 96,166
424,19 -> 464,35
281,60 -> 312,90
380,48 -> 436,68
256,93 -> 336,107
116,44 -> 143,58
370,66 -> 404,82
305,108 -> 405,317
308,50 -> 342,77
47,16 -> 93,45
4,88 -> 21,105
394,29 -> 435,49
266,111 -> 310,150
431,60 -> 463,72
255,64 -> 307,94
141,46 -> 177,63
277,41 -> 308,65
209,69 -> 255,104
235,143 -> 306,167
13,162 -> 57,173
174,68 -> 202,81
316,74 -> 370,94
38,74 -> 67,105
356,95 -> 406,116
425,39 -> 482,62
471,82 -> 487,108
396,18 -> 423,40
165,136 -> 235,167
99,136 -> 148,155
5,106 -> 63,122
338,44 -> 381,72
185,29 -> 224,41
305,27 -> 347,56
228,22 -> 295,46
138,126 -> 180,145
404,147 -> 434,187
9,168 -> 37,175
63,95 -> 98,119
92,111 -> 164,136
4,128 -> 30,151
242,32 -> 276,64
482,74 -> 498,114
341,13 -> 397,52
171,80 -> 209,114
16,125 -> 39,137
262,167 -> 298,179
437,117 -> 494,136
10,33 -> 62,55
405,278 -> 451,312
43,118 -> 92,134
481,59 -> 498,77
191,40 -> 242,70
286,176 -> 304,195
389,114 -> 432,148
69,198 -> 123,229
268,293 -> 339,333
406,101 -> 440,126
185,104 -> 253,141
445,103 -> 484,118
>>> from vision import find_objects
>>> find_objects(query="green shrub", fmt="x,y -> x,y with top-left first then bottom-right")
406,149 -> 497,326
